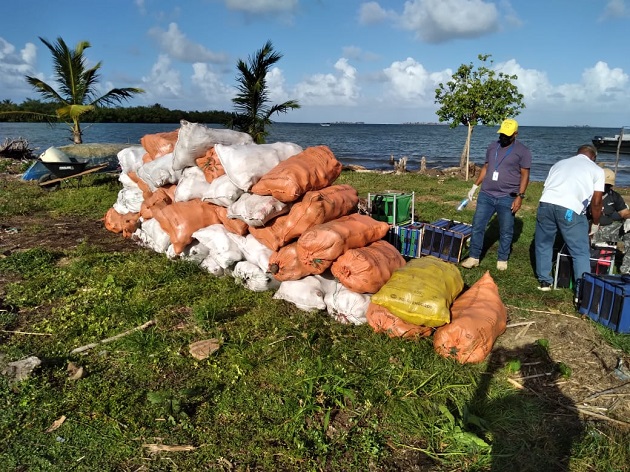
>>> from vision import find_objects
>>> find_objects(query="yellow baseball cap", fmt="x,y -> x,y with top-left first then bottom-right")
604,167 -> 615,185
497,119 -> 518,136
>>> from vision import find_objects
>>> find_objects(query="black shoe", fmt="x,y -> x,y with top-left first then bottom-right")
537,281 -> 552,292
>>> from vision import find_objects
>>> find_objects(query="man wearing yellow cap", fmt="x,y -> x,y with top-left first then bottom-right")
461,118 -> 532,271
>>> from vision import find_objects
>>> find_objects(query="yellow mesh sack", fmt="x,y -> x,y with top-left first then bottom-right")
371,256 -> 464,327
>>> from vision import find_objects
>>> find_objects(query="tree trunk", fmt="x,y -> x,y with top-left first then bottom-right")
72,119 -> 83,144
459,124 -> 474,181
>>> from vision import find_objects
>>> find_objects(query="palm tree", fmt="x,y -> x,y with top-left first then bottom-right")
25,37 -> 144,144
231,40 -> 300,144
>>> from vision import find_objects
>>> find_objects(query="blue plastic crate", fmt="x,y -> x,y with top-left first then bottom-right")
393,222 -> 424,258
420,219 -> 472,263
578,273 -> 630,333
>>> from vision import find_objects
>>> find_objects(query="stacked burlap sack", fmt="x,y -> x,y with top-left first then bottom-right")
104,120 -> 507,363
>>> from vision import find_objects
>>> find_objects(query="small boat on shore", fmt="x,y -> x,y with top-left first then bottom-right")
592,133 -> 630,154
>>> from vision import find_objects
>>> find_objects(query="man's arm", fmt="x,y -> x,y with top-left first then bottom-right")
511,168 -> 531,213
590,191 -> 604,225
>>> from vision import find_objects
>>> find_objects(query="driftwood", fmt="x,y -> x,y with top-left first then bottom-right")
70,319 -> 156,354
0,137 -> 35,159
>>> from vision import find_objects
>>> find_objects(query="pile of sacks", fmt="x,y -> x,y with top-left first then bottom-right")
104,120 -> 507,363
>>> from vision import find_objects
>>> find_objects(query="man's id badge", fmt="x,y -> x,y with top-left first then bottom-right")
492,171 -> 499,181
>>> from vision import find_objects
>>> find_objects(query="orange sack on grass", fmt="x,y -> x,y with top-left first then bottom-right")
249,184 -> 358,251
250,145 -> 342,203
214,206 -> 249,236
268,242 -> 314,281
297,214 -> 390,274
152,199 -> 222,254
433,271 -> 507,364
195,147 -> 225,183
103,208 -> 140,238
140,130 -> 179,161
331,240 -> 406,293
366,303 -> 433,339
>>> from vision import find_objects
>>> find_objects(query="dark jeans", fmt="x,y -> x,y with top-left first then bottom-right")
469,191 -> 515,262
535,202 -> 590,285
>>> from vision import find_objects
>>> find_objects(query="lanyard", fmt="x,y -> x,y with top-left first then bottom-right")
494,143 -> 514,171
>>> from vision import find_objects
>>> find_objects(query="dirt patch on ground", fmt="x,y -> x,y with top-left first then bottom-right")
1,200 -> 629,427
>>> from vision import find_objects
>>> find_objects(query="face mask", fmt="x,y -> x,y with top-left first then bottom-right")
498,134 -> 513,147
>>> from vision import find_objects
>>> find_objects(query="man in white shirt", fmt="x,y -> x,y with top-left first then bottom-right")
534,144 -> 604,291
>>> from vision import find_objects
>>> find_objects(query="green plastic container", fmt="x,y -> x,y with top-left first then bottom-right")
369,192 -> 413,225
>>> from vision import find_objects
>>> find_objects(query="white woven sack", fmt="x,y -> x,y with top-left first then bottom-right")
226,233 -> 273,272
200,255 -> 225,276
232,261 -> 280,292
118,172 -> 139,189
172,120 -> 253,171
201,174 -> 244,207
316,274 -> 370,325
227,193 -> 289,227
273,276 -> 327,311
216,142 -> 302,191
132,218 -> 171,254
113,187 -> 144,214
192,224 -> 243,269
117,145 -> 146,174
136,152 -> 182,192
174,166 -> 214,202
166,240 -> 209,263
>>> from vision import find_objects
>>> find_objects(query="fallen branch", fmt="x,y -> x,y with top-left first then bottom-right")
583,381 -> 630,402
143,443 -> 196,453
506,304 -> 577,319
506,321 -> 536,328
0,329 -> 52,336
70,319 -> 156,354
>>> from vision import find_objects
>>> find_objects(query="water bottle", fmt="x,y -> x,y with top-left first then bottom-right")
456,198 -> 469,211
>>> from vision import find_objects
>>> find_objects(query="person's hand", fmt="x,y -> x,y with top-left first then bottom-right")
467,184 -> 479,201
589,223 -> 600,237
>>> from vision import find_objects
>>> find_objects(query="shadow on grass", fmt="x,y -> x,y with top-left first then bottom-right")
468,343 -> 584,471
479,215 -> 524,261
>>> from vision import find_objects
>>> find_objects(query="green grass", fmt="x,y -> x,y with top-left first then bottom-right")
0,170 -> 629,471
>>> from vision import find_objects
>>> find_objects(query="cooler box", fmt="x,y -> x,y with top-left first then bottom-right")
577,273 -> 630,333
553,245 -> 616,289
368,191 -> 414,225
390,222 -> 424,258
420,218 -> 472,263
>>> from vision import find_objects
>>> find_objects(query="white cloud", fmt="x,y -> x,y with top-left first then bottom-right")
293,58 -> 359,106
224,0 -> 298,14
382,58 -> 452,105
358,2 -> 397,24
148,23 -> 228,64
400,0 -> 499,42
141,54 -> 182,100
0,38 -> 38,98
190,62 -> 235,109
600,0 -> 628,19
266,67 -> 290,102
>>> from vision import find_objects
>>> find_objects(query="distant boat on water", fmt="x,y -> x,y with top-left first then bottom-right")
592,129 -> 630,155
320,123 -> 331,127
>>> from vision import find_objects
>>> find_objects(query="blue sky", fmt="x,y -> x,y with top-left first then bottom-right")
0,0 -> 628,127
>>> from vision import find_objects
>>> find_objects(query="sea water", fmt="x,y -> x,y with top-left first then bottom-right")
1,122 -> 627,186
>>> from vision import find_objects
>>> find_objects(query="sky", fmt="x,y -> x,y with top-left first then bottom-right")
0,0 -> 628,127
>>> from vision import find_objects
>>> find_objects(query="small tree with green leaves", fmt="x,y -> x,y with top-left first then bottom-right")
435,54 -> 525,180
24,37 -> 144,144
231,40 -> 300,144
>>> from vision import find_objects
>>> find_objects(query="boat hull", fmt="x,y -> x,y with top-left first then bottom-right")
592,136 -> 630,155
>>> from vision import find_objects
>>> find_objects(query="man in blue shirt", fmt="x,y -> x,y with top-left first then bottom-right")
461,119 -> 532,271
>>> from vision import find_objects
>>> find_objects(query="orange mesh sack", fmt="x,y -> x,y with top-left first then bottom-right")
366,303 -> 433,339
433,271 -> 507,364
195,147 -> 225,183
250,145 -> 342,202
371,256 -> 464,327
268,242 -> 314,281
331,240 -> 406,294
140,130 -> 179,161
140,185 -> 176,220
103,207 -> 140,238
249,184 -> 358,251
297,214 -> 390,274
152,199 -> 222,254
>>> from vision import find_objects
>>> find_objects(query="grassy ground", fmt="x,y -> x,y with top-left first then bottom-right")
0,168 -> 629,471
